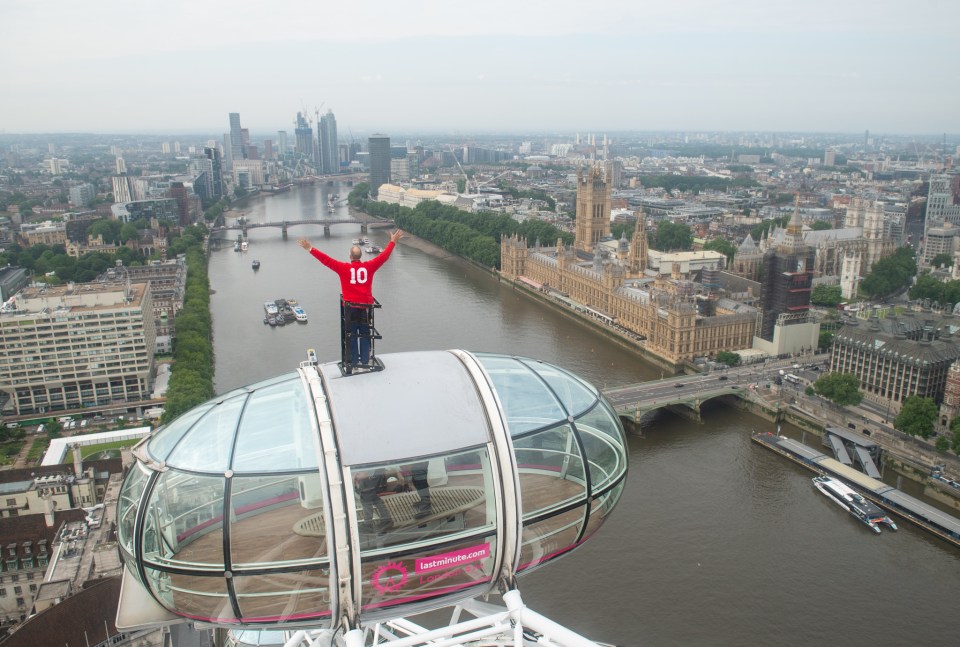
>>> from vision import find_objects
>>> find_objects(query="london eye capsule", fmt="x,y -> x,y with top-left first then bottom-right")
116,350 -> 628,642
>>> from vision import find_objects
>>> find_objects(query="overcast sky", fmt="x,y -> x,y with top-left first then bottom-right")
3,0 -> 957,136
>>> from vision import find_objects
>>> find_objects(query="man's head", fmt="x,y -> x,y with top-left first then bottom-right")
350,246 -> 362,260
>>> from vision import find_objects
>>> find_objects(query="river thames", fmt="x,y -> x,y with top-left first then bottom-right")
208,183 -> 959,646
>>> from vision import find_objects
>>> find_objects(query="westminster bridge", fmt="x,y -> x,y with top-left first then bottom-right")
600,357 -> 822,429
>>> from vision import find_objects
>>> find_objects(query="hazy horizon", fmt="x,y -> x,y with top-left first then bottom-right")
3,1 -> 958,136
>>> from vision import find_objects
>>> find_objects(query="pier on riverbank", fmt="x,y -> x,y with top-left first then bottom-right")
752,431 -> 960,548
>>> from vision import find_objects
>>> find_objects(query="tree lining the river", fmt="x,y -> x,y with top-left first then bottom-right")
348,183 -> 573,268
161,224 -> 215,423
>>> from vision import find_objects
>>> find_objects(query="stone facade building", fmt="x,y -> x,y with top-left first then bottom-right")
501,167 -> 757,366
0,509 -> 85,629
830,312 -> 960,415
573,166 -> 611,253
938,359 -> 960,428
502,234 -> 757,364
0,457 -> 120,628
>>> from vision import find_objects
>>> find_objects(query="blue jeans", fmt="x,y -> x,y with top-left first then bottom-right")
347,307 -> 370,365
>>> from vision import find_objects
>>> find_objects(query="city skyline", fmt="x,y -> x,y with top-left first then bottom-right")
3,0 -> 958,136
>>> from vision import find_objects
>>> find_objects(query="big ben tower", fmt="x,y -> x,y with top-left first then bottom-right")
759,197 -> 815,341
574,165 -> 611,253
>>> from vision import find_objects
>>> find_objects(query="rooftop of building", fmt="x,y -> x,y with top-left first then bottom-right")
41,428 -> 150,466
0,509 -> 87,562
835,312 -> 960,363
0,459 -> 122,489
33,578 -> 71,603
2,281 -> 147,316
1,575 -> 120,647
797,226 -> 864,245
647,249 -> 726,262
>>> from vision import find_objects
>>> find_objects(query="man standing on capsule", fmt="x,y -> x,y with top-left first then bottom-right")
298,229 -> 404,370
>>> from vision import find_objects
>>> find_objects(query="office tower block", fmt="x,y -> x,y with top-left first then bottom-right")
169,182 -> 190,227
605,160 -> 623,189
69,183 -> 96,207
223,133 -> 233,170
319,109 -> 339,174
295,112 -> 314,163
922,174 -> 960,265
112,175 -> 133,203
368,134 -> 391,198
204,147 -> 223,199
189,159 -> 213,202
229,113 -> 246,163
0,282 -> 156,415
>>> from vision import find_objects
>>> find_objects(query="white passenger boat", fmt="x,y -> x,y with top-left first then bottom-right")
812,475 -> 898,533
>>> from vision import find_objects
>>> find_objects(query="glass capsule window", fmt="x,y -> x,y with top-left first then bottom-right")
474,352 -> 627,575
117,462 -> 151,559
512,423 -> 587,517
351,446 -> 499,619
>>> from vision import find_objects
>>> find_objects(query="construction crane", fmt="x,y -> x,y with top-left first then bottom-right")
475,169 -> 512,192
447,144 -> 475,193
446,146 -> 513,195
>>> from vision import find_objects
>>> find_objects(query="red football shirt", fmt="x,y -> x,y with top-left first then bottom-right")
307,241 -> 396,304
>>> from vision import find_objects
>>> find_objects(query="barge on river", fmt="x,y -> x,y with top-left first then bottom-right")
752,431 -> 960,548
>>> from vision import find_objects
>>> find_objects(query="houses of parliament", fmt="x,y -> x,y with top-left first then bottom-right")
500,166 -> 760,367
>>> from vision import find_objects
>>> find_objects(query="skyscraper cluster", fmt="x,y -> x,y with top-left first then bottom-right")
211,108 -> 394,197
